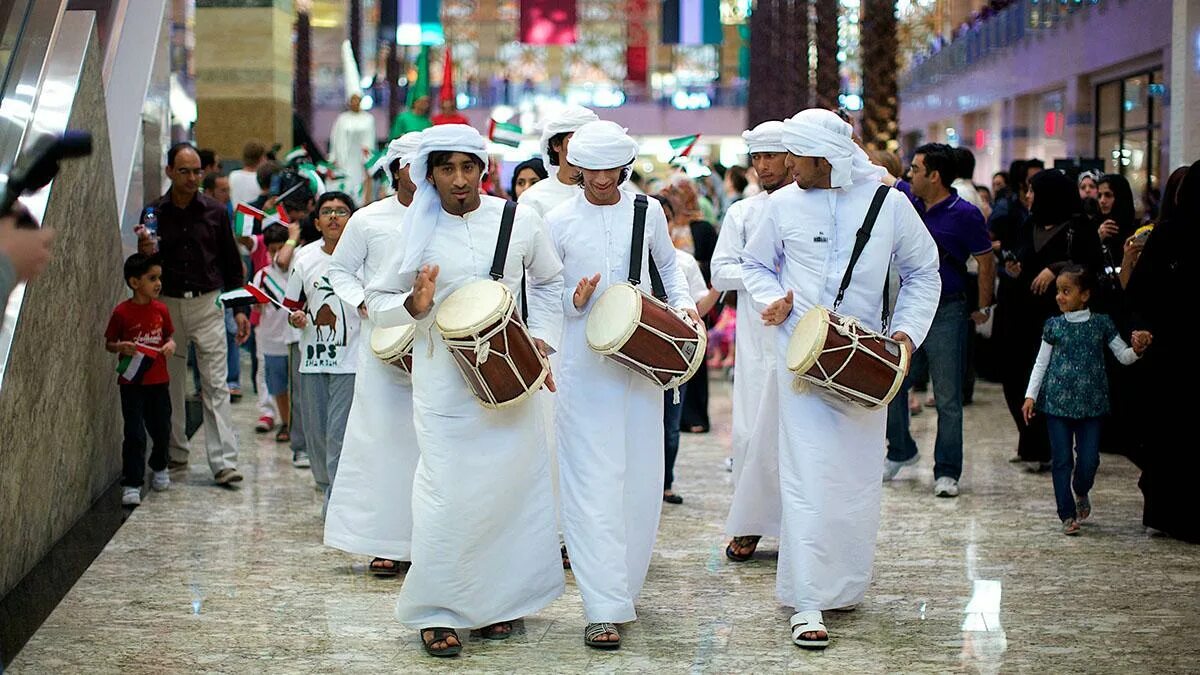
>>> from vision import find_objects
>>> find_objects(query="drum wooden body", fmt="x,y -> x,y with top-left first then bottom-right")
435,279 -> 548,409
369,324 -> 415,374
585,283 -> 706,390
786,305 -> 907,409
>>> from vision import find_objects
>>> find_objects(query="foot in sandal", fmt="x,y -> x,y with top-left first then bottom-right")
1062,518 -> 1081,535
725,535 -> 761,562
1075,495 -> 1092,521
790,610 -> 830,649
480,621 -> 514,640
584,622 -> 621,649
420,627 -> 461,657
368,558 -> 406,577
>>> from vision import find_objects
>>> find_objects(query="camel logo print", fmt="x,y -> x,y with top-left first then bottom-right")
303,275 -> 349,367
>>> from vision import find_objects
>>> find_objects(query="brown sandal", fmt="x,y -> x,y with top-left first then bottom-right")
725,535 -> 761,562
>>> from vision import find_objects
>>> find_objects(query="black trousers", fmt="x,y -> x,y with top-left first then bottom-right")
120,383 -> 172,487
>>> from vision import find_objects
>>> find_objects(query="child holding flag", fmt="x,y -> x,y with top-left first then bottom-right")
105,254 -> 177,506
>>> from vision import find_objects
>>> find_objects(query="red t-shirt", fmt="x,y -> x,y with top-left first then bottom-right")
104,299 -> 175,385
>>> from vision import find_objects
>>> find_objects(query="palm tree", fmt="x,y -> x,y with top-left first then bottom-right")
748,0 -> 811,126
860,0 -> 899,151
814,0 -> 839,110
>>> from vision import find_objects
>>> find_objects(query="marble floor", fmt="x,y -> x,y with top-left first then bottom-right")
10,377 -> 1200,673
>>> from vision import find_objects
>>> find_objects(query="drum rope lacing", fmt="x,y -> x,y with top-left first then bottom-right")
441,301 -> 547,407
793,313 -> 903,408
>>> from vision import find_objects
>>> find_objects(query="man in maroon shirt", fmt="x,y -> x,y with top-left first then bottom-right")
138,143 -> 246,486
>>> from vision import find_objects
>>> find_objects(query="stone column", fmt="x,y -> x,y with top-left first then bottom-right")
194,0 -> 294,159
1169,0 -> 1200,168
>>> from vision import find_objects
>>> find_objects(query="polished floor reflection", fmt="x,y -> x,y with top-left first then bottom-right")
11,380 -> 1200,672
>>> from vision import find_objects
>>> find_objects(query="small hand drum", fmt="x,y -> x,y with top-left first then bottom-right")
435,279 -> 548,409
370,324 -> 415,374
586,282 -> 706,390
786,305 -> 908,409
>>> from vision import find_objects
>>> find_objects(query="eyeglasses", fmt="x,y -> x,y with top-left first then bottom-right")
319,208 -> 351,218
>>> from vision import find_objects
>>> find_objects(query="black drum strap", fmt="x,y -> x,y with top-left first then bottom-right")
490,200 -> 518,281
628,194 -> 668,301
833,184 -> 890,312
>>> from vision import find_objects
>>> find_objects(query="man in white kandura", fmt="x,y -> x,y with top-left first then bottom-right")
364,125 -> 565,658
711,120 -> 790,563
518,104 -> 600,217
544,121 -> 700,650
741,109 -> 940,650
324,131 -> 423,576
329,93 -> 377,199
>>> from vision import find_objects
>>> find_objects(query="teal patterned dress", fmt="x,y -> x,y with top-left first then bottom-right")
1036,313 -> 1119,419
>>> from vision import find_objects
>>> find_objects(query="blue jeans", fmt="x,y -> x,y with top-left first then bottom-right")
224,309 -> 241,389
663,383 -> 687,490
885,296 -> 968,480
1046,415 -> 1102,521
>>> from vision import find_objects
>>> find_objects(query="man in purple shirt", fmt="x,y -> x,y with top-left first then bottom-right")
882,143 -> 996,497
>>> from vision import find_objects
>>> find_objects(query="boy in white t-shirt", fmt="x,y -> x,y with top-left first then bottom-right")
251,224 -> 293,444
285,192 -> 361,508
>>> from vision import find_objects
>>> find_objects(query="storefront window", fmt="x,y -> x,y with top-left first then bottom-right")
1094,68 -> 1163,215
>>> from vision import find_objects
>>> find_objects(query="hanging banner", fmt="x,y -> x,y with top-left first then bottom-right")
626,0 -> 651,86
661,0 -> 722,45
519,0 -> 577,45
397,0 -> 443,46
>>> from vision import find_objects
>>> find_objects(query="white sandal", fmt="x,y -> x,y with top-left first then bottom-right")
790,610 -> 830,649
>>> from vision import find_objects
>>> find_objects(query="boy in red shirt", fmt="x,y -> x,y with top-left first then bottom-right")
105,254 -> 177,506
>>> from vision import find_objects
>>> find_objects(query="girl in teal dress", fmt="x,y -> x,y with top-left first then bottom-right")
1022,265 -> 1152,535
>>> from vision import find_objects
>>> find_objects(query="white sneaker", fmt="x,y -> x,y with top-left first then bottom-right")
724,457 -> 734,472
934,476 -> 960,498
882,455 -> 920,482
122,486 -> 141,506
151,470 -> 170,491
292,450 -> 310,469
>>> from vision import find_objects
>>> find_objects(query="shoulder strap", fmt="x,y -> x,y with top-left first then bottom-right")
648,255 -> 668,302
833,184 -> 890,312
628,194 -> 648,285
490,200 -> 518,281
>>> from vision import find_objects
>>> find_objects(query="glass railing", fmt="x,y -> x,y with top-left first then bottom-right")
900,0 -> 1103,93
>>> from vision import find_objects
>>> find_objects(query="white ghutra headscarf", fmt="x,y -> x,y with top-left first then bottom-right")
391,124 -> 489,290
539,104 -> 599,169
742,120 -> 787,154
565,121 -> 639,178
781,109 -> 884,188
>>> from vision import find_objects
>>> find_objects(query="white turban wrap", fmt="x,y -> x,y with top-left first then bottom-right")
781,108 -> 885,189
392,124 -> 489,289
742,120 -> 787,154
540,104 -> 599,169
565,121 -> 639,178
370,131 -> 424,176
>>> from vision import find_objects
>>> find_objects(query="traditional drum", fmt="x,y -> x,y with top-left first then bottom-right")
435,278 -> 548,409
585,282 -> 706,390
369,324 -> 415,374
786,305 -> 908,409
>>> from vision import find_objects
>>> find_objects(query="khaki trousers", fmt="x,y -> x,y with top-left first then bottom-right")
162,292 -> 239,475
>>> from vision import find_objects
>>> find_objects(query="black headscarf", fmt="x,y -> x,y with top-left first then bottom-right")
1157,165 -> 1190,226
1098,173 -> 1136,232
1029,169 -> 1081,227
509,157 -> 548,199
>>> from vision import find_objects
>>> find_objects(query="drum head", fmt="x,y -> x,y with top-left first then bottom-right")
586,283 -> 643,353
370,324 -> 415,359
785,306 -> 830,374
435,279 -> 514,338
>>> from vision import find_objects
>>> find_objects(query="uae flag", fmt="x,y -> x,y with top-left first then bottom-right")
283,146 -> 309,164
365,147 -> 388,176
519,0 -> 577,45
488,119 -> 524,148
668,134 -> 701,159
234,203 -> 267,236
258,271 -> 287,305
218,284 -> 276,309
661,0 -> 722,45
116,344 -> 160,384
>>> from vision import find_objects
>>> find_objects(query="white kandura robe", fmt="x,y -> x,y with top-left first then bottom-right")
710,190 -> 782,538
546,191 -> 696,623
324,196 -> 418,561
365,196 -> 566,629
741,181 -> 940,612
329,110 -> 377,198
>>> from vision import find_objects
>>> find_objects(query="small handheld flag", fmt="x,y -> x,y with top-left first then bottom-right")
488,119 -> 524,148
365,147 -> 389,176
668,134 -> 701,160
218,284 -> 286,310
116,344 -> 161,384
233,203 -> 267,237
